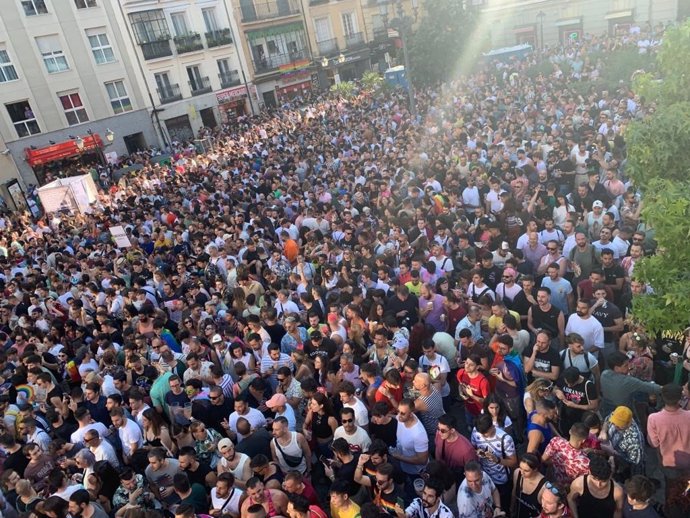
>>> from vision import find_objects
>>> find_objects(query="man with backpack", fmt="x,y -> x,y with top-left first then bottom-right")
560,333 -> 601,392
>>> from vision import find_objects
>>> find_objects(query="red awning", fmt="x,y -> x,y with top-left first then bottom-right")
25,134 -> 103,167
276,80 -> 312,96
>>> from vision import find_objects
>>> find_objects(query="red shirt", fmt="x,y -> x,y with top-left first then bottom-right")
375,383 -> 404,414
456,370 -> 490,415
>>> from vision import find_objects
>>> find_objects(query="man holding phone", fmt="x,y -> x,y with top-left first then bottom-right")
373,463 -> 406,516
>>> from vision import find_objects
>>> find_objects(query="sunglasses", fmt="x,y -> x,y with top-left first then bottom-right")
544,481 -> 561,497
341,419 -> 353,424
547,248 -> 558,252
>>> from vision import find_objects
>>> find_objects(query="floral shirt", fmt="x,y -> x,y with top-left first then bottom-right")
194,427 -> 222,468
605,417 -> 645,465
456,473 -> 496,518
112,473 -> 159,511
543,436 -> 590,486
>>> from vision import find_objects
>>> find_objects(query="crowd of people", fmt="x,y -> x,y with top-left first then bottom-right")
0,20 -> 688,518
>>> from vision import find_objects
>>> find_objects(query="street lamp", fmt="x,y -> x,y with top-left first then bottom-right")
380,0 -> 418,118
321,56 -> 329,68
105,128 -> 114,143
338,53 -> 346,64
75,136 -> 84,151
537,11 -> 546,52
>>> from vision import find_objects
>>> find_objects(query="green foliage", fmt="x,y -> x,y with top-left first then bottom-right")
600,47 -> 655,87
361,71 -> 383,92
626,21 -> 690,334
626,102 -> 690,188
408,0 -> 480,85
329,81 -> 356,99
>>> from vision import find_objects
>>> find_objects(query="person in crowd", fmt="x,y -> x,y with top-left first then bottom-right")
567,454 -> 625,518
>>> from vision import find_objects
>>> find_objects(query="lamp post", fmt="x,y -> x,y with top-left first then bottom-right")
537,11 -> 546,52
380,0 -> 419,118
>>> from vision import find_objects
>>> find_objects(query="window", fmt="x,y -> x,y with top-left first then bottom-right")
187,65 -> 203,90
59,92 -> 89,125
0,51 -> 19,83
267,40 -> 279,54
105,80 -> 132,114
87,30 -> 115,64
6,101 -> 40,137
155,72 -> 173,90
217,58 -> 231,75
74,0 -> 97,8
129,10 -> 170,44
202,8 -> 218,32
36,35 -> 69,73
22,0 -> 47,16
170,12 -> 189,37
314,17 -> 332,42
342,12 -> 356,37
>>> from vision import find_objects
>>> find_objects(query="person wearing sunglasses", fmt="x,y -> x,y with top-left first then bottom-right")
539,480 -> 571,517
333,407 -> 371,453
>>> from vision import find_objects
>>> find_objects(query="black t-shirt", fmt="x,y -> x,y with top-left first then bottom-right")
602,263 -> 625,292
185,461 -> 212,487
305,339 -> 337,361
51,419 -> 79,443
3,448 -> 29,476
591,302 -> 623,342
369,418 -> 398,448
376,484 -> 407,516
522,345 -> 563,383
557,377 -> 598,432
460,342 -> 492,366
264,323 -> 286,346
335,454 -> 361,497
530,304 -> 562,337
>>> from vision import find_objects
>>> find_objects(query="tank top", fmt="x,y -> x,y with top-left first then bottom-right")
250,489 -> 278,518
417,390 -> 445,438
577,475 -> 616,518
273,431 -> 307,474
228,453 -> 249,481
526,410 -> 553,455
515,471 -> 547,518
312,413 -> 333,440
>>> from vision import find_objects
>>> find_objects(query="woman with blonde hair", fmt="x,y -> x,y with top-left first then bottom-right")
523,378 -> 554,414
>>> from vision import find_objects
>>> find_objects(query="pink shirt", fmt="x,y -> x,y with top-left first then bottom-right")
647,407 -> 690,469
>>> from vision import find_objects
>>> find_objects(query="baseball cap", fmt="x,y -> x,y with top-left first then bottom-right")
392,336 -> 409,350
218,438 -> 233,452
266,394 -> 287,409
592,200 -> 604,209
609,406 -> 633,428
211,334 -> 223,344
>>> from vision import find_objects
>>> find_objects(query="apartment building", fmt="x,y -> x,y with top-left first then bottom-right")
0,0 -> 158,193
116,0 -> 252,143
476,0 -> 682,49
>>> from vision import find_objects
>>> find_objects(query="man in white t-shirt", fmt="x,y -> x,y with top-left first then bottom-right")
337,381 -> 369,429
228,397 -> 267,442
389,399 -> 429,476
110,408 -> 143,464
84,429 -> 120,469
333,408 -> 371,453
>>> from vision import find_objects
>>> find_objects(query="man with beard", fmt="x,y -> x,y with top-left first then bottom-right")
68,488 -> 109,518
395,478 -> 454,518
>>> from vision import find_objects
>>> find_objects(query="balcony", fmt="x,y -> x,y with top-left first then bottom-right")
174,33 -> 204,54
317,37 -> 339,56
206,28 -> 233,48
158,84 -> 182,104
345,31 -> 366,50
373,27 -> 390,42
253,49 -> 307,74
241,0 -> 301,23
189,76 -> 212,96
141,39 -> 173,60
219,71 -> 241,88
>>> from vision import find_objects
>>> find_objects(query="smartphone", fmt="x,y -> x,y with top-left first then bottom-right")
396,497 -> 404,508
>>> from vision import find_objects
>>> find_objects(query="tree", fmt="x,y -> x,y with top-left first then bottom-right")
408,0 -> 481,85
626,21 -> 690,335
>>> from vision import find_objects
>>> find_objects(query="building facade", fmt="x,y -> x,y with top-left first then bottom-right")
0,0 -> 159,191
116,0 -> 253,144
478,0 -> 681,50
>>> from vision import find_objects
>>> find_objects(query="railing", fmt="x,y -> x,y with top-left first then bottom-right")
141,39 -> 173,60
309,0 -> 330,5
373,27 -> 389,41
219,71 -> 241,88
157,84 -> 182,104
241,0 -> 301,23
253,49 -> 307,74
206,28 -> 233,47
317,37 -> 339,56
174,33 -> 204,54
189,76 -> 212,96
345,31 -> 366,50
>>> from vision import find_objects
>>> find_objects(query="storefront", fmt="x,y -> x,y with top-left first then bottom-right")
164,115 -> 194,144
217,86 -> 251,124
25,134 -> 105,185
276,69 -> 314,103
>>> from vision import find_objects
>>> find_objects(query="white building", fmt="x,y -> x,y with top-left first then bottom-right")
116,0 -> 254,143
0,0 -> 160,195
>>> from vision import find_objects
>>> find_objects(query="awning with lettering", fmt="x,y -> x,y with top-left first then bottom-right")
25,135 -> 103,167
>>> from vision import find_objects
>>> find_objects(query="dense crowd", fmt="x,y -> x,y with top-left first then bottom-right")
0,21 -> 688,518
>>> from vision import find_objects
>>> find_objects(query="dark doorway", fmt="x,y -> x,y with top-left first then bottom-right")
123,132 -> 147,154
262,90 -> 277,108
200,107 -> 217,128
165,115 -> 194,143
